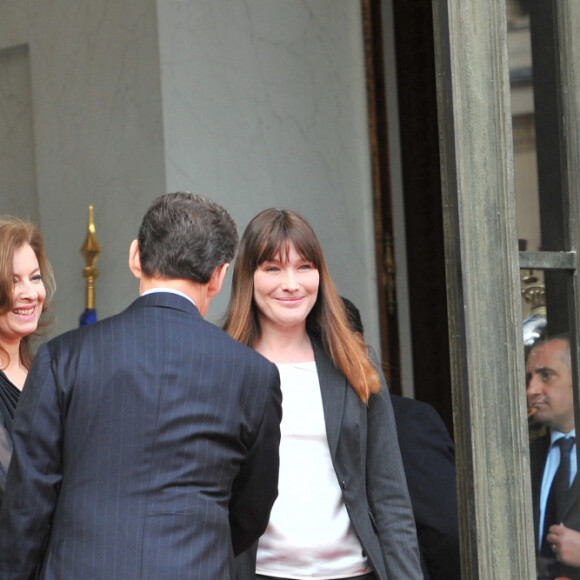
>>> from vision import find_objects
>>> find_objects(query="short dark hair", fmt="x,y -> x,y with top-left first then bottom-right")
528,333 -> 571,367
137,192 -> 238,284
341,297 -> 364,335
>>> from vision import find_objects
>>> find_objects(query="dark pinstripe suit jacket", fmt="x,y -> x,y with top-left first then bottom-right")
0,292 -> 282,580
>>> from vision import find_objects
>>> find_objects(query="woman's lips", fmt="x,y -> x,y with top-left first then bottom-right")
13,305 -> 37,318
275,297 -> 304,304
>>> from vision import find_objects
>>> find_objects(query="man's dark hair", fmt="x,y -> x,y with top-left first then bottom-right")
529,332 -> 571,354
342,296 -> 364,336
137,192 -> 238,284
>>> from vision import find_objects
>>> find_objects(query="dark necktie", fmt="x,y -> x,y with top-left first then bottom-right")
540,436 -> 576,556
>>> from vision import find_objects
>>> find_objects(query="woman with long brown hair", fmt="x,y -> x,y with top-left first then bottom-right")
224,209 -> 422,580
0,217 -> 54,505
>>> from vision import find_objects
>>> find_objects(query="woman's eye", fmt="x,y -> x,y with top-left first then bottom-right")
32,274 -> 43,282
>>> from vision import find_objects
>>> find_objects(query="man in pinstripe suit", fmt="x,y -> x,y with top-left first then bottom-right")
0,192 -> 282,580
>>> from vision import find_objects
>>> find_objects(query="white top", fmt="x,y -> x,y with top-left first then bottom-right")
256,361 -> 370,579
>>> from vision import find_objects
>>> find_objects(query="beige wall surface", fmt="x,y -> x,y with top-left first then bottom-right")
0,0 -> 381,353
0,0 -> 166,334
156,0 -> 380,344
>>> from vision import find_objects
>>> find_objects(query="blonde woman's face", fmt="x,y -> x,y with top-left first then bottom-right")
0,244 -> 46,348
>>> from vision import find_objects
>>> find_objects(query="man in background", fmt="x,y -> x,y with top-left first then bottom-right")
342,297 -> 461,580
0,192 -> 282,580
527,334 -> 580,580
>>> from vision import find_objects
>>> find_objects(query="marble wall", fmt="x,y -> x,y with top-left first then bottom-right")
0,44 -> 38,224
0,0 -> 381,353
0,0 -> 166,334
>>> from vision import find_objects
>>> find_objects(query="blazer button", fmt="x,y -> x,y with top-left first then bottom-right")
341,480 -> 347,490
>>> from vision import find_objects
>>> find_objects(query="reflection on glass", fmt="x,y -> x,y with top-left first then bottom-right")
509,0 -> 568,253
522,272 -> 580,580
522,268 -> 546,350
508,0 -> 540,250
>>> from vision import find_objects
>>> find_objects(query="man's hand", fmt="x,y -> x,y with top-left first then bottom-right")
547,523 -> 580,567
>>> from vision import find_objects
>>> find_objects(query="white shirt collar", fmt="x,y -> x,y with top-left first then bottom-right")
550,428 -> 577,445
142,287 -> 196,307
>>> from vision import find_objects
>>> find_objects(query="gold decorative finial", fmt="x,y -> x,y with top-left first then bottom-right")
521,270 -> 547,318
80,205 -> 101,310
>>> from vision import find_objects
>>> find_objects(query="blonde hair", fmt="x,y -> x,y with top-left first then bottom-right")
0,217 -> 55,369
223,209 -> 380,402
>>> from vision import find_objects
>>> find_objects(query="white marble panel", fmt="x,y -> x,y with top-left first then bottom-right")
0,0 -> 166,333
0,0 -> 380,353
0,44 -> 38,222
157,0 -> 380,349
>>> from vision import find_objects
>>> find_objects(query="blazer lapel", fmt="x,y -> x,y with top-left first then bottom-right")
310,334 -> 346,457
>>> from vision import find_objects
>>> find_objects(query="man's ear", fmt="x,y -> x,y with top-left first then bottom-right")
128,239 -> 142,279
207,263 -> 230,298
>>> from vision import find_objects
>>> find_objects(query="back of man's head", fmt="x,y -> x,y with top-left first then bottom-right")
341,296 -> 364,336
138,192 -> 238,284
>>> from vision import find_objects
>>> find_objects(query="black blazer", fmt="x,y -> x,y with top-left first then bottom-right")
530,430 -> 580,580
390,395 -> 460,580
0,292 -> 282,580
237,336 -> 423,580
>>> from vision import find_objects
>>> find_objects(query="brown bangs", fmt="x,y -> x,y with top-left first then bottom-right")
254,212 -> 322,270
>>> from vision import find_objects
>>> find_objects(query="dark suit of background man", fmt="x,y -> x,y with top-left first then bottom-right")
527,335 -> 580,580
340,297 -> 460,580
0,192 -> 283,580
390,395 -> 460,580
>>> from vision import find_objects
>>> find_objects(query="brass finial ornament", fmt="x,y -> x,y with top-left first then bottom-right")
80,205 -> 101,311
522,269 -> 547,348
521,270 -> 547,319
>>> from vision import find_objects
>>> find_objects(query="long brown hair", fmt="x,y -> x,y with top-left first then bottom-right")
223,208 -> 380,402
0,217 -> 55,369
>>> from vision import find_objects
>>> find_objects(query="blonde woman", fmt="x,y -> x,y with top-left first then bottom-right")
0,217 -> 54,505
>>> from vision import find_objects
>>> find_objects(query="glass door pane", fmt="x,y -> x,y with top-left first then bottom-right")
522,268 -> 580,579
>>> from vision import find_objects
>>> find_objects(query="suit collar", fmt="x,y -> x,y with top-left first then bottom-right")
531,431 -> 551,537
142,287 -> 196,307
310,333 -> 346,457
130,291 -> 201,318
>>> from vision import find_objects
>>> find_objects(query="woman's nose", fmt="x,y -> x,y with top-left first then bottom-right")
16,280 -> 37,300
282,270 -> 299,290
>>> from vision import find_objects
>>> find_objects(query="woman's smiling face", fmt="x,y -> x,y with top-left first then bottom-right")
0,243 -> 46,348
253,241 -> 319,334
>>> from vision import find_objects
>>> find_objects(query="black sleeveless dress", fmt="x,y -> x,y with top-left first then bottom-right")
0,369 -> 20,505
